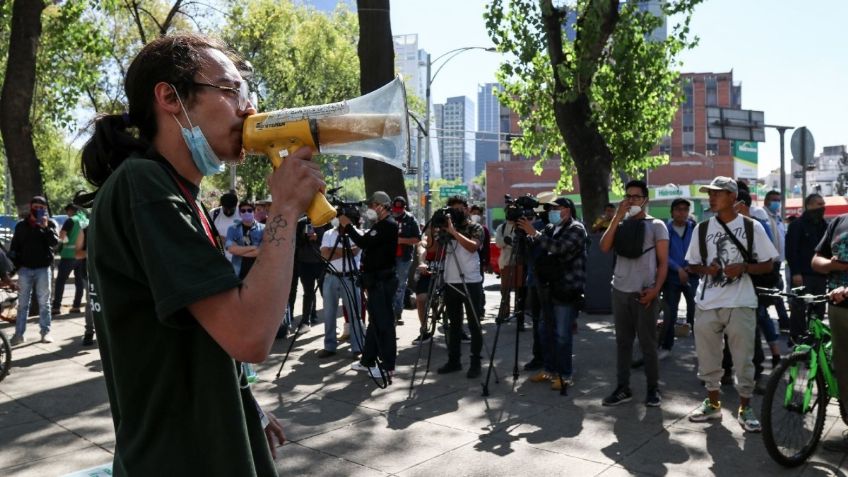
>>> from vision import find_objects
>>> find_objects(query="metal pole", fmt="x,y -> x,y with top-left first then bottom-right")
801,129 -> 807,201
424,53 -> 432,221
229,164 -> 237,192
777,127 -> 787,214
416,129 -> 423,221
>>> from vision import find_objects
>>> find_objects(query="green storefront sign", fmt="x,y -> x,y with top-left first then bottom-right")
733,141 -> 758,180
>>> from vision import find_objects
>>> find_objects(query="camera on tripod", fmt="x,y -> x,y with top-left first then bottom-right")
326,187 -> 363,224
504,194 -> 539,222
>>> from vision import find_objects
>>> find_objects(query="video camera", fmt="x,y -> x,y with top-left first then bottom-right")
326,187 -> 363,224
431,207 -> 465,229
504,194 -> 539,222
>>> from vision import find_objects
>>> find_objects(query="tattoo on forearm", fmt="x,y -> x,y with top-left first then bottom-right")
265,216 -> 288,246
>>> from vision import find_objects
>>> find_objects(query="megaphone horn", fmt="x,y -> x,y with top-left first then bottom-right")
242,76 -> 411,226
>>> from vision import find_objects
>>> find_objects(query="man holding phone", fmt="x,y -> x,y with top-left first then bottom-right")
9,195 -> 59,345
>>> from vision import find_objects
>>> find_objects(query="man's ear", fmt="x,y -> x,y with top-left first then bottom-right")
153,82 -> 183,116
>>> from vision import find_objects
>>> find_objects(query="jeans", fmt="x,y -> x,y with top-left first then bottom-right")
446,281 -> 484,365
538,287 -> 577,377
323,273 -> 364,353
52,258 -> 86,310
16,266 -> 52,337
660,277 -> 698,350
393,258 -> 413,317
361,271 -> 398,370
756,304 -> 779,344
526,286 -> 543,363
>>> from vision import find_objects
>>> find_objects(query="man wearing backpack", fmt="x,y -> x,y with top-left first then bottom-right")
685,177 -> 778,433
599,180 -> 669,408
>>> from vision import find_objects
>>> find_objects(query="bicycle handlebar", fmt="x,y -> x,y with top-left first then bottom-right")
755,287 -> 829,303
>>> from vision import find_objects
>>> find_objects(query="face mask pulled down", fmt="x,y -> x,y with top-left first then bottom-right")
171,85 -> 226,177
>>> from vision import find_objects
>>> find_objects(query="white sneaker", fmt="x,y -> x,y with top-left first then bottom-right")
350,362 -> 381,377
657,349 -> 671,361
40,332 -> 54,344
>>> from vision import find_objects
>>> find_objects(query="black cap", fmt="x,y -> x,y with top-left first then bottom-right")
670,198 -> 691,209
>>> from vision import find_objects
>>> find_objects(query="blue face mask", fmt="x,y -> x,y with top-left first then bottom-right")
767,201 -> 780,213
240,212 -> 254,223
171,86 -> 225,176
548,210 -> 562,225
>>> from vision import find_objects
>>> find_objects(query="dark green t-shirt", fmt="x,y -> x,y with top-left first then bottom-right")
88,156 -> 276,476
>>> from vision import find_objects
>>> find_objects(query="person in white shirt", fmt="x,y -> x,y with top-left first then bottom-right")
685,176 -> 778,433
211,192 -> 238,261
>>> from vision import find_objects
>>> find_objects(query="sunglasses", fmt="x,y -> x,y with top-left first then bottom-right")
240,208 -> 254,213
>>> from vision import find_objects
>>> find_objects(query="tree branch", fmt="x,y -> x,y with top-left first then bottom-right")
124,0 -> 147,45
160,0 -> 184,36
574,0 -> 619,92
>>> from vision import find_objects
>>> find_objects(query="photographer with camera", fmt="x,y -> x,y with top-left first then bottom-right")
341,191 -> 399,378
518,197 -> 587,391
436,195 -> 486,378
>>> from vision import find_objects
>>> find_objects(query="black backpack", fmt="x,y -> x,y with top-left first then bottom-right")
697,216 -> 780,289
613,219 -> 655,259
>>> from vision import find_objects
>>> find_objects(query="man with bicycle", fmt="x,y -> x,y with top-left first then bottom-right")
812,212 -> 848,427
685,177 -> 777,432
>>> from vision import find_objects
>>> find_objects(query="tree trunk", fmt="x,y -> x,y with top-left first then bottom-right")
0,0 -> 45,216
356,0 -> 408,203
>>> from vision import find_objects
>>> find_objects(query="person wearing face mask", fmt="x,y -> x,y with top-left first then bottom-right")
390,196 -> 420,326
79,35 -> 324,474
211,191 -> 238,261
8,196 -> 59,345
341,191 -> 399,378
517,197 -> 588,391
225,201 -> 265,280
786,193 -> 828,340
599,180 -> 669,408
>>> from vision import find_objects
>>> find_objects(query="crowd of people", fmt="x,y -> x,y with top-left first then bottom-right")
4,32 -> 848,474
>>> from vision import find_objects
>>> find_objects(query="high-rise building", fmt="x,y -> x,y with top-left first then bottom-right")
564,1 -> 666,42
392,34 -> 427,101
649,71 -> 742,185
475,83 -> 503,177
433,103 -> 444,180
439,96 -> 475,181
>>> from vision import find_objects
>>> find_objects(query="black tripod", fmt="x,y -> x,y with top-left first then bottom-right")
482,228 -> 527,396
409,231 -> 448,391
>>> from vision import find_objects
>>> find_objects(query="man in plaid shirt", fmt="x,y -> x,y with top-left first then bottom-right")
517,197 -> 588,390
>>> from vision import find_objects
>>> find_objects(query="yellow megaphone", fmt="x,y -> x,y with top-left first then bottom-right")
242,76 -> 410,226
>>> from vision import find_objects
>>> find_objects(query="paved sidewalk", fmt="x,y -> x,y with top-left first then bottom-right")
1,280 -> 847,476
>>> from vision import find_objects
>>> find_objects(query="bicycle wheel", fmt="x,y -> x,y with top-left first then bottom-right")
762,350 -> 828,467
0,331 -> 10,382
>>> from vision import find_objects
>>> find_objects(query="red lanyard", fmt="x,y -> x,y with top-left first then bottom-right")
166,169 -> 219,251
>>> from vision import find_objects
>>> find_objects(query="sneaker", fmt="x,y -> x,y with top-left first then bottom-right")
737,406 -> 761,432
460,331 -> 471,343
351,362 -> 378,374
689,398 -> 722,422
40,332 -> 53,344
70,307 -> 82,314
529,371 -> 552,383
10,334 -> 24,345
602,386 -> 633,406
551,375 -> 573,391
437,361 -> 462,374
466,362 -> 482,379
51,308 -> 60,316
523,358 -> 544,371
657,349 -> 671,361
337,332 -> 350,342
412,331 -> 432,344
317,349 -> 336,358
645,388 -> 662,407
82,333 -> 94,346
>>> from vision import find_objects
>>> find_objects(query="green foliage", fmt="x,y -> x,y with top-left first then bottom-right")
213,0 -> 361,198
485,0 -> 701,193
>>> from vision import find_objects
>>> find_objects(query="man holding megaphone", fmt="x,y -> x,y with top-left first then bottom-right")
80,34 -> 324,475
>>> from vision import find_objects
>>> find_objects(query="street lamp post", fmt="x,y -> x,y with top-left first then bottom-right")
423,46 -> 495,220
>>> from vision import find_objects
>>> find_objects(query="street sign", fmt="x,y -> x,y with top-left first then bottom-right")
707,107 -> 766,142
790,127 -> 815,167
439,185 -> 469,198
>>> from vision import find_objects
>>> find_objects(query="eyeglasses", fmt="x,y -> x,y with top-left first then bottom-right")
240,208 -> 254,213
193,81 -> 252,111
624,194 -> 646,200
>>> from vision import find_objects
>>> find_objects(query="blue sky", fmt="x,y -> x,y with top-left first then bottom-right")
389,0 -> 848,178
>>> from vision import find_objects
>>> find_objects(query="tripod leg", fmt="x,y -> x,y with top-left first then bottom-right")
276,311 -> 309,379
424,300 -> 443,373
482,319 -> 504,396
513,313 -> 521,381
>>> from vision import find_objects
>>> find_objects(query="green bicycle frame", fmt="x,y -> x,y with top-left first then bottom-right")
785,315 -> 838,413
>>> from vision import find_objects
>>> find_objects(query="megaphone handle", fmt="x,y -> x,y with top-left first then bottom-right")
265,144 -> 335,227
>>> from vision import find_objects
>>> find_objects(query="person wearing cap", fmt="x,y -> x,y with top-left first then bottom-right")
211,191 -> 238,261
52,203 -> 89,315
9,196 -> 59,345
685,176 -> 777,433
255,196 -> 272,224
658,198 -> 699,359
517,196 -> 588,390
390,195 -> 420,326
599,180 -> 669,408
340,191 -> 399,377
